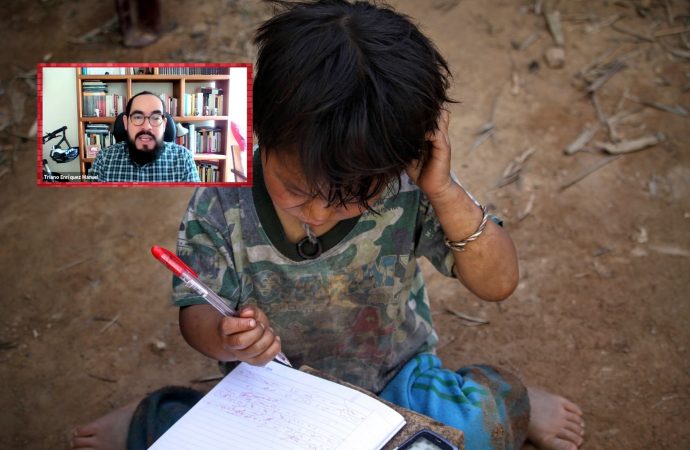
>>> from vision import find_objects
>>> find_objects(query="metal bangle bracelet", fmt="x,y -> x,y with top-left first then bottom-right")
443,204 -> 490,252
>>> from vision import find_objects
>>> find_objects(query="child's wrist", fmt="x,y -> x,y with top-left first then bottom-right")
443,204 -> 489,252
429,183 -> 486,241
426,180 -> 471,212
421,177 -> 457,205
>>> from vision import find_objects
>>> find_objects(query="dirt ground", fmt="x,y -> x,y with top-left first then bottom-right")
0,0 -> 689,449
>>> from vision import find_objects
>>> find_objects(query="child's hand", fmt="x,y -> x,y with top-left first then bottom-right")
218,305 -> 283,366
405,109 -> 455,202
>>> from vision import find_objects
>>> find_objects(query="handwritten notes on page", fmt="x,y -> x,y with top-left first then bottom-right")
149,361 -> 406,450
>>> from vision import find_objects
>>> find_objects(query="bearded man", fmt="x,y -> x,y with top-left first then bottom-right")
89,91 -> 200,182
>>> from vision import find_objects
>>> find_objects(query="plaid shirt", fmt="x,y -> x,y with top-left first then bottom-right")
89,141 -> 201,182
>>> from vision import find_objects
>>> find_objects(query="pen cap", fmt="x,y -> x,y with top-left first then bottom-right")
151,246 -> 197,277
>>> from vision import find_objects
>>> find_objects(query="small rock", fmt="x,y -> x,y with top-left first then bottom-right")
593,260 -> 614,278
151,339 -> 167,353
544,47 -> 565,69
631,246 -> 648,257
190,23 -> 208,39
631,227 -> 648,244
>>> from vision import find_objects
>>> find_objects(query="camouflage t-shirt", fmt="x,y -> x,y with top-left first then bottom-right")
173,165 -> 458,393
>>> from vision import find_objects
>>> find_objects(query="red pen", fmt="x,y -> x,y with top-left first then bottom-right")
151,246 -> 292,367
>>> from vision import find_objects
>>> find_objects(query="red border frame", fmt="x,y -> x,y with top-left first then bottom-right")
37,62 -> 253,188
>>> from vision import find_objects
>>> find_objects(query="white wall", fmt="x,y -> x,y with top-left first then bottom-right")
42,67 -> 79,174
229,66 -> 248,176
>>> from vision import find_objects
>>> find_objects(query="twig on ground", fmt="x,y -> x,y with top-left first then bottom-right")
648,244 -> 690,258
595,132 -> 665,154
606,108 -> 643,142
432,0 -> 461,13
591,92 -> 608,126
512,32 -> 541,51
577,45 -> 621,80
87,373 -> 117,383
517,193 -> 536,221
468,91 -> 501,153
496,147 -> 537,187
9,81 -> 26,125
11,67 -> 37,92
559,155 -> 623,191
56,256 -> 94,272
564,123 -> 600,155
587,61 -> 627,93
578,48 -> 641,91
436,336 -> 457,351
654,26 -> 690,38
613,87 -> 629,114
68,16 -> 118,44
585,13 -> 624,33
26,120 -> 37,139
443,302 -> 490,326
652,394 -> 681,409
468,125 -> 495,153
533,0 -> 544,15
544,9 -> 565,46
662,0 -> 673,25
0,341 -> 17,350
611,23 -> 655,42
666,46 -> 690,60
625,94 -> 689,117
99,313 -> 121,333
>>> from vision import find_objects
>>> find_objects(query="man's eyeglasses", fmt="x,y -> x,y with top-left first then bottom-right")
128,113 -> 164,127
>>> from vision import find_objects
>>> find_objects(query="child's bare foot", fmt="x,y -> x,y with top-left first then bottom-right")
527,387 -> 585,450
70,400 -> 138,450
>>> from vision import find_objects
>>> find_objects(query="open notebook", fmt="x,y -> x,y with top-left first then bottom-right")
149,361 -> 406,450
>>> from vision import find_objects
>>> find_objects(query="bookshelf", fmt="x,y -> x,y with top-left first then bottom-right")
75,66 -> 248,183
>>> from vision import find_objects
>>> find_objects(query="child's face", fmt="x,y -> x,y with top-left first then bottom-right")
262,150 -> 373,228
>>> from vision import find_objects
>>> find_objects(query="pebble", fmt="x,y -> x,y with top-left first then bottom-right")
544,47 -> 566,69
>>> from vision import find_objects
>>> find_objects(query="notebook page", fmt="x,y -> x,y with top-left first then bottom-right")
149,361 -> 405,450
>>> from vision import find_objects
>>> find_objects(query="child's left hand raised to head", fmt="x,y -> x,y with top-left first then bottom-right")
407,109 -> 520,302
405,109 -> 455,203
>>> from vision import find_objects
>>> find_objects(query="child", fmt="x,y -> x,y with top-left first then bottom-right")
72,1 -> 584,449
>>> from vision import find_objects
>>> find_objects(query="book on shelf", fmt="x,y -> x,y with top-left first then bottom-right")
197,161 -> 220,183
83,92 -> 125,117
194,126 -> 223,154
129,67 -> 155,75
177,124 -> 223,155
158,67 -> 231,75
158,94 -> 178,117
183,88 -> 224,116
85,137 -> 101,158
148,361 -> 406,450
84,123 -> 115,157
81,67 -> 126,75
199,87 -> 224,116
176,123 -> 196,151
82,80 -> 108,91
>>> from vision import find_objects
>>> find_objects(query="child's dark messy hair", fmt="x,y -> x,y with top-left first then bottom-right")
254,0 -> 453,211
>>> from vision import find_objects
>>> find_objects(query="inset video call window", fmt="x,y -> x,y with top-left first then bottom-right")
38,63 -> 252,186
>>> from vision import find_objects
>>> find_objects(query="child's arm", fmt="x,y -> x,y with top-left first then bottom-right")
407,110 -> 519,301
179,303 -> 283,366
